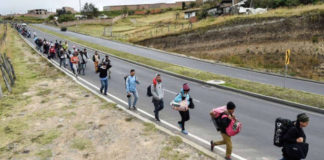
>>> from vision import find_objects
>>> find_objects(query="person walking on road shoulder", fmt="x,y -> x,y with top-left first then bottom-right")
79,49 -> 88,75
151,74 -> 164,121
59,48 -> 66,67
97,62 -> 111,95
281,113 -> 309,160
126,69 -> 140,110
173,83 -> 191,135
71,52 -> 79,77
210,102 -> 236,160
93,51 -> 100,72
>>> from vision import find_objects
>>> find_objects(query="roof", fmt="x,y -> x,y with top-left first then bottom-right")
184,8 -> 201,13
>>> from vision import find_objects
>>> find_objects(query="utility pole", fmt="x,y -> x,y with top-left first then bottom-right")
79,0 -> 82,12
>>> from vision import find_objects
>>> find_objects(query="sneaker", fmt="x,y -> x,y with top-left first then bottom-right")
225,157 -> 232,160
181,130 -> 188,135
133,106 -> 137,110
103,93 -> 107,95
178,122 -> 183,129
210,141 -> 215,152
100,89 -> 103,94
155,116 -> 160,122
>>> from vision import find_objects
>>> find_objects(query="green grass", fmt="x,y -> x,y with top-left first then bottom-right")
160,136 -> 189,160
13,15 -> 44,23
36,149 -> 52,160
68,4 -> 324,42
71,137 -> 92,150
31,129 -> 61,145
74,122 -> 88,131
32,25 -> 324,109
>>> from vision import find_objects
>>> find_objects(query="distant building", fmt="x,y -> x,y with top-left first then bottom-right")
103,1 -> 194,11
98,14 -> 108,19
62,7 -> 77,14
56,7 -> 77,14
184,8 -> 200,19
26,9 -> 54,18
28,9 -> 48,15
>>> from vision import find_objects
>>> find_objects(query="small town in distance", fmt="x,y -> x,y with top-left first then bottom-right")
0,0 -> 323,160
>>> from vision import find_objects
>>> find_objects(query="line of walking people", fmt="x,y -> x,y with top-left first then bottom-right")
20,26 -> 310,160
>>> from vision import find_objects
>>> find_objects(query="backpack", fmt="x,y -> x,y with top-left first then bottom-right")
273,118 -> 294,147
283,143 -> 309,159
225,116 -> 242,136
211,106 -> 226,131
147,85 -> 153,97
188,97 -> 194,109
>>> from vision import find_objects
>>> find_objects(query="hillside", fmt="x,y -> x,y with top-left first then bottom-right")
136,5 -> 324,81
67,4 -> 324,81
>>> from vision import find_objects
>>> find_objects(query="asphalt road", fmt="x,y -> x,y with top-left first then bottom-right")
33,24 -> 324,96
25,26 -> 324,160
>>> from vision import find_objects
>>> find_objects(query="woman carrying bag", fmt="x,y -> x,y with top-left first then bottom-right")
171,83 -> 194,135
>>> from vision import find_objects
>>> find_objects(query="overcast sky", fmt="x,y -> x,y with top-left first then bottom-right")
0,0 -> 193,15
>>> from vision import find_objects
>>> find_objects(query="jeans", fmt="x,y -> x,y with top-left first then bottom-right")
72,63 -> 78,75
59,58 -> 65,67
153,99 -> 164,118
213,133 -> 232,158
69,61 -> 74,73
178,110 -> 190,130
79,63 -> 86,75
127,90 -> 138,107
100,78 -> 108,94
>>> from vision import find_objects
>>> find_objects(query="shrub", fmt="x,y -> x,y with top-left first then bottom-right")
58,14 -> 76,23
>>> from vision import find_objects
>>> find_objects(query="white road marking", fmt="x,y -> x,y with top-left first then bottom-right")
22,30 -> 247,160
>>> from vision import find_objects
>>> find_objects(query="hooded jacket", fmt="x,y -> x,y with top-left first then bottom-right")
174,89 -> 190,105
151,78 -> 164,100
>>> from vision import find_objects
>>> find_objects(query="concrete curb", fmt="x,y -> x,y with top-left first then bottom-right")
65,27 -> 324,85
32,26 -> 324,115
19,33 -> 224,160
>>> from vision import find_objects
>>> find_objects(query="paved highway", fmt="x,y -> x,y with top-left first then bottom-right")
25,26 -> 324,160
33,24 -> 324,96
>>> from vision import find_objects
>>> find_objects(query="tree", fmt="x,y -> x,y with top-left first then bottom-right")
122,6 -> 129,15
189,2 -> 197,8
81,3 -> 99,19
285,0 -> 300,6
58,14 -> 76,23
182,2 -> 186,10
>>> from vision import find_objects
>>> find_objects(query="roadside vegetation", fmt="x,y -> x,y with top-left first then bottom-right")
0,24 -> 212,160
33,25 -> 324,108
3,15 -> 44,23
66,4 -> 324,81
68,3 -> 324,42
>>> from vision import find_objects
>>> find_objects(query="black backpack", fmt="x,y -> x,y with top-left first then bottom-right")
147,85 -> 152,97
188,97 -> 194,109
274,118 -> 294,147
283,143 -> 309,159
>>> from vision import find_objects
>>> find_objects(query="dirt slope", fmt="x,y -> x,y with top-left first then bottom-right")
137,10 -> 324,80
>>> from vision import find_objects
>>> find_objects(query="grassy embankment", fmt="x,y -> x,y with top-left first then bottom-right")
33,25 -> 324,108
13,16 -> 45,23
67,4 -> 324,81
0,25 -> 212,159
68,4 -> 324,42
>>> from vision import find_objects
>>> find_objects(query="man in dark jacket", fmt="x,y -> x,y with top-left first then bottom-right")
97,62 -> 111,95
210,102 -> 236,160
281,113 -> 309,160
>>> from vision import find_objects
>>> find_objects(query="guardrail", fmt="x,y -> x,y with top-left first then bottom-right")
0,52 -> 16,98
0,23 -> 16,98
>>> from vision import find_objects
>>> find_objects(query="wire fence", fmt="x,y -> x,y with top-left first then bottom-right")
0,23 -> 16,98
